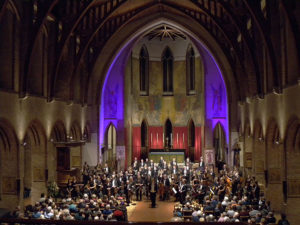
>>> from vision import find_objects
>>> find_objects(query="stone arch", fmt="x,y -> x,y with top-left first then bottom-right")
70,121 -> 82,141
24,119 -> 47,204
0,0 -> 20,90
265,118 -> 283,211
83,121 -> 91,143
243,120 -> 253,173
104,123 -> 117,168
284,116 -> 300,221
0,118 -> 19,210
253,120 -> 265,184
213,122 -> 226,168
50,120 -> 67,142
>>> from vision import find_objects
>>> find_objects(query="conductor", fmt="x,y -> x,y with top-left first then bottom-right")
149,177 -> 158,208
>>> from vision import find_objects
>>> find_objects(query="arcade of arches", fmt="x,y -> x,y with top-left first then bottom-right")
0,0 -> 299,224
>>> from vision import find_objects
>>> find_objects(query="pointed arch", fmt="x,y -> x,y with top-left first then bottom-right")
284,117 -> 300,200
0,118 -> 19,209
162,46 -> 173,94
70,121 -> 82,141
213,122 -> 226,165
0,0 -> 19,90
265,118 -> 283,211
24,119 -> 47,203
186,44 -> 195,95
139,45 -> 149,95
50,120 -> 67,142
253,120 -> 265,183
104,123 -> 117,168
83,122 -> 91,142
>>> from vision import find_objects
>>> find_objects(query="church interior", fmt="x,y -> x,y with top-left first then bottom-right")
0,0 -> 299,224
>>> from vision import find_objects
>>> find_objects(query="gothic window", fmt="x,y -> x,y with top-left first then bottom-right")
139,45 -> 149,95
186,46 -> 195,95
162,47 -> 173,94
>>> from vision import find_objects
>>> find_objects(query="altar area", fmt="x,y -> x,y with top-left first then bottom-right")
148,149 -> 185,163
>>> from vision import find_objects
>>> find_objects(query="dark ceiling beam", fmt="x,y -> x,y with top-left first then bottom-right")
242,0 -> 281,92
217,0 -> 263,97
82,2 -> 242,104
52,0 -> 127,101
69,1 -> 158,104
172,1 -> 244,98
0,0 -> 9,22
279,0 -> 300,70
22,0 -> 59,97
48,0 -> 95,100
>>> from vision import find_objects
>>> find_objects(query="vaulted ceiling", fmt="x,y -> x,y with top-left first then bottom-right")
0,0 -> 299,106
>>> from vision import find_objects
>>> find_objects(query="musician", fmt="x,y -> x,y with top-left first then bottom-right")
82,162 -> 90,185
149,177 -> 158,208
140,159 -> 145,168
185,157 -> 192,168
199,156 -> 205,173
145,158 -> 150,166
124,180 -> 131,205
163,174 -> 170,201
171,165 -> 178,176
162,160 -> 168,172
149,159 -> 155,169
178,178 -> 187,204
158,156 -> 164,169
217,179 -> 226,201
135,173 -> 143,201
103,163 -> 110,175
111,174 -> 119,196
182,165 -> 191,182
66,179 -> 73,198
197,180 -> 207,204
170,157 -> 178,169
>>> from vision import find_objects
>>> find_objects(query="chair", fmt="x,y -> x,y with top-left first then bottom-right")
182,210 -> 193,221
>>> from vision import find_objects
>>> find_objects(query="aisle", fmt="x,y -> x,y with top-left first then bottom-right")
128,198 -> 175,222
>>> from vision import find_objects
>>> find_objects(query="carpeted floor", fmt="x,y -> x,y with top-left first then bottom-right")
128,197 -> 175,222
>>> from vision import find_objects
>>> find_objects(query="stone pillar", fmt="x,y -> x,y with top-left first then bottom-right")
18,142 -> 25,210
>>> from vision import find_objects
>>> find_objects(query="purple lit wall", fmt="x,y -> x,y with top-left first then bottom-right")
99,47 -> 126,147
192,38 -> 229,143
99,37 -> 137,151
199,47 -> 228,143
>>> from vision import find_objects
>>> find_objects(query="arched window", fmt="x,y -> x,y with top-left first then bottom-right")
162,47 -> 173,94
186,46 -> 195,95
139,45 -> 149,95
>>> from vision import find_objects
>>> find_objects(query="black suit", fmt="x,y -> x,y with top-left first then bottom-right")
149,179 -> 158,208
163,177 -> 170,200
178,182 -> 187,204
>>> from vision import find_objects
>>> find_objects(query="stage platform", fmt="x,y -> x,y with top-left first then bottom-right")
149,149 -> 185,163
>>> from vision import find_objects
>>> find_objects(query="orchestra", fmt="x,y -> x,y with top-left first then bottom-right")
56,156 -> 240,210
